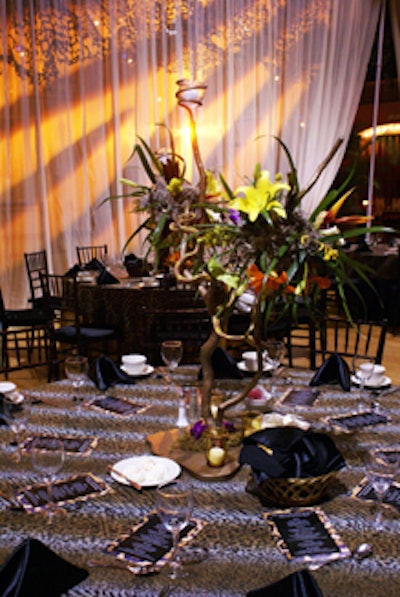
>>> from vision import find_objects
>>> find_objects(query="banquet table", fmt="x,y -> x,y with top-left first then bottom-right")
1,366 -> 400,596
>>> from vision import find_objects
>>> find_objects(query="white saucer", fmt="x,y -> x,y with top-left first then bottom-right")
238,361 -> 274,374
350,374 -> 391,389
121,364 -> 154,377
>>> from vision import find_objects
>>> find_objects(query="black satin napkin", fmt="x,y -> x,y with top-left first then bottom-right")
0,394 -> 8,426
96,268 -> 119,285
83,257 -> 105,271
247,569 -> 324,597
309,352 -> 351,391
89,355 -> 137,391
198,347 -> 243,380
0,537 -> 88,597
64,263 -> 83,277
239,427 -> 345,483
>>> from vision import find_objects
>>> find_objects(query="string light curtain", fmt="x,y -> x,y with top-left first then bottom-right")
0,0 -> 382,307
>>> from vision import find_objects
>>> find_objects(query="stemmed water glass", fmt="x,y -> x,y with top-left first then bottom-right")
65,355 -> 89,407
352,354 -> 375,410
365,450 -> 398,531
31,438 -> 65,524
264,340 -> 286,395
160,340 -> 183,388
1,393 -> 30,462
155,480 -> 193,580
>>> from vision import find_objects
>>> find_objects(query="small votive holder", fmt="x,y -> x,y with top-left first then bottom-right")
206,428 -> 228,468
210,390 -> 225,419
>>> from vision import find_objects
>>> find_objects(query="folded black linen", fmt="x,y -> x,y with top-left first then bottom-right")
83,257 -> 105,271
96,268 -> 119,285
309,352 -> 351,391
239,427 -> 345,484
89,355 -> 136,391
63,263 -> 83,277
198,347 -> 243,380
247,569 -> 324,597
0,537 -> 88,597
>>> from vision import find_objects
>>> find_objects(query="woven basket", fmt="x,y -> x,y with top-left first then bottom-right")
256,471 -> 337,507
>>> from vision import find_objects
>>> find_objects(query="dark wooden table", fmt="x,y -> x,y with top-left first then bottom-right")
1,367 -> 400,596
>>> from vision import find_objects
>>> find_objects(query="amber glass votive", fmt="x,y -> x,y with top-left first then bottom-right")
206,428 -> 228,467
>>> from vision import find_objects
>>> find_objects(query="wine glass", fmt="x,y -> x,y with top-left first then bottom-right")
352,355 -> 375,410
160,340 -> 183,390
65,355 -> 89,407
264,340 -> 286,395
365,449 -> 398,531
155,480 -> 193,579
1,392 -> 30,462
31,438 -> 65,523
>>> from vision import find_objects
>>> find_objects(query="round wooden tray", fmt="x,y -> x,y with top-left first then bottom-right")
146,428 -> 241,481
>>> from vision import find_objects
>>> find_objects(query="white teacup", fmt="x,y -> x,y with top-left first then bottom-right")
0,381 -> 17,395
242,351 -> 259,372
121,354 -> 147,375
359,363 -> 386,385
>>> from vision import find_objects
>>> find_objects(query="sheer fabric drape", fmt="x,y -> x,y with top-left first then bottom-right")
0,0 -> 381,307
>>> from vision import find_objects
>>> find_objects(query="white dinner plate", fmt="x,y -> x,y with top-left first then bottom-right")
0,382 -> 17,394
120,364 -> 154,377
110,455 -> 181,487
350,374 -> 391,389
238,361 -> 274,374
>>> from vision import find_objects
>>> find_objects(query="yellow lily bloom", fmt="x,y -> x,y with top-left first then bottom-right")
167,177 -> 183,196
230,170 -> 289,222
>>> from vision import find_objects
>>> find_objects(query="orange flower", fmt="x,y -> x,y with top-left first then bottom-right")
246,264 -> 291,294
309,275 -> 331,290
246,264 -> 264,293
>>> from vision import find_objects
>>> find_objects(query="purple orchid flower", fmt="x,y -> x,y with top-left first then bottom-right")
191,419 -> 208,439
229,209 -> 242,225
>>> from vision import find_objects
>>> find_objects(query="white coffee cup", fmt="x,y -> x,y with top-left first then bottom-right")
242,351 -> 259,372
0,381 -> 17,395
359,363 -> 385,385
121,354 -> 147,375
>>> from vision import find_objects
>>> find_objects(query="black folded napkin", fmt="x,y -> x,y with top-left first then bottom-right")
124,254 -> 151,277
239,427 -> 345,484
96,268 -> 119,285
247,569 -> 324,597
83,257 -> 105,271
0,537 -> 88,597
309,352 -> 351,391
89,355 -> 136,391
64,263 -> 83,277
0,394 -> 8,426
198,347 -> 243,380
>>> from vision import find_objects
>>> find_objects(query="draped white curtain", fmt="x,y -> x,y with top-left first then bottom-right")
0,0 -> 382,307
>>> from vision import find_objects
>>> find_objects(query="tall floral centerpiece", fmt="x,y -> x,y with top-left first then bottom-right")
113,80 -> 388,427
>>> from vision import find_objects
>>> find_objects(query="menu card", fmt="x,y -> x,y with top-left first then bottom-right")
327,410 -> 388,431
277,389 -> 320,407
352,478 -> 400,512
23,434 -> 97,456
17,473 -> 110,513
89,395 -> 150,416
265,508 -> 351,563
106,512 -> 206,568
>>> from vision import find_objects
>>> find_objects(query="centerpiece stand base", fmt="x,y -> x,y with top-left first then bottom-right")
146,428 -> 241,481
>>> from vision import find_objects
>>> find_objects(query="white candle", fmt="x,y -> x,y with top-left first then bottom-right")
207,446 -> 226,467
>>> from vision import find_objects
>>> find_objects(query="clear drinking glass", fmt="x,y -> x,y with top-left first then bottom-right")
65,355 -> 89,407
365,450 -> 398,531
160,340 -> 183,391
264,340 -> 286,395
155,480 -> 193,579
1,393 -> 30,462
31,438 -> 65,523
352,354 -> 375,409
